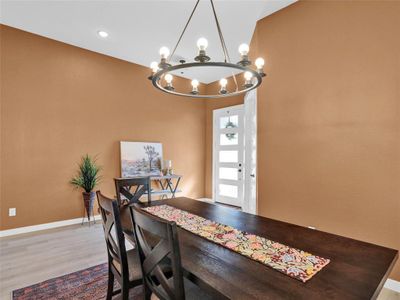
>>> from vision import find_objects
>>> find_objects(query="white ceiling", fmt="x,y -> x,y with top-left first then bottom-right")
0,0 -> 295,83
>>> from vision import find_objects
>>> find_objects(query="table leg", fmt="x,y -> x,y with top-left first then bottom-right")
157,179 -> 167,200
166,177 -> 181,198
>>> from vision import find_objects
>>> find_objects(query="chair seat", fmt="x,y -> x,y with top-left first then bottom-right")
112,248 -> 142,282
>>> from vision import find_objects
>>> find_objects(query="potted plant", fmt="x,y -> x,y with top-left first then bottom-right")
70,154 -> 101,223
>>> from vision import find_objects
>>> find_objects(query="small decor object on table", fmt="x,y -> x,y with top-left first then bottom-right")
70,154 -> 101,225
163,160 -> 173,175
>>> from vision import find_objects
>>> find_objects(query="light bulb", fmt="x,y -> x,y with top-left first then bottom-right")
255,57 -> 265,69
97,30 -> 108,38
244,71 -> 253,81
165,74 -> 173,84
159,46 -> 170,59
150,61 -> 159,73
197,38 -> 208,51
219,78 -> 227,88
238,43 -> 249,55
191,79 -> 199,88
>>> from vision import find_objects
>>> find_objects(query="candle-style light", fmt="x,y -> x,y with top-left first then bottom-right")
244,71 -> 253,88
219,78 -> 228,94
255,57 -> 266,77
164,73 -> 174,91
150,61 -> 159,74
159,46 -> 171,69
191,79 -> 200,94
195,38 -> 210,62
238,43 -> 251,66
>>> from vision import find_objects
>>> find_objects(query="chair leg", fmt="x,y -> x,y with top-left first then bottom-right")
144,284 -> 152,300
122,285 -> 130,300
106,269 -> 114,300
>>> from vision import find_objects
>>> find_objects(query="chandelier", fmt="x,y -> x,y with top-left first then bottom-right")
148,0 -> 266,99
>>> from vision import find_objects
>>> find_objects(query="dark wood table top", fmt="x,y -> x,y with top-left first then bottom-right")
127,197 -> 398,299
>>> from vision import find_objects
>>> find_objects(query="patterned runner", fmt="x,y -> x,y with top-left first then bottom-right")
143,204 -> 330,282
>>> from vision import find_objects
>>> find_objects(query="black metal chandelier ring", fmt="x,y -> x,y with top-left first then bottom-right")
151,62 -> 262,99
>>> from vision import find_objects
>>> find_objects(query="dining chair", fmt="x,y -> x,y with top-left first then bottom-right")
114,177 -> 151,206
131,204 -> 213,300
96,191 -> 143,300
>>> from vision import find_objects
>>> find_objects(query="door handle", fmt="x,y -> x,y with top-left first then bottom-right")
250,174 -> 255,177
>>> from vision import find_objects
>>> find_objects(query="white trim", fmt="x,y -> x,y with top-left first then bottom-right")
0,215 -> 101,238
243,89 -> 257,215
384,278 -> 400,293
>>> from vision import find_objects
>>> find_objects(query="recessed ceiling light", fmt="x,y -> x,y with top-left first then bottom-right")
97,30 -> 108,38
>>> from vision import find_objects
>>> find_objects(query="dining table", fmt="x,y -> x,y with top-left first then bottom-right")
121,197 -> 398,299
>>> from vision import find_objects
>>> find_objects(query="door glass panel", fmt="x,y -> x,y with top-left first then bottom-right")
220,115 -> 239,129
220,133 -> 238,145
219,150 -> 238,163
219,167 -> 238,180
219,184 -> 238,198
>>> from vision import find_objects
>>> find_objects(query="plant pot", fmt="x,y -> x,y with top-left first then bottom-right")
82,191 -> 96,222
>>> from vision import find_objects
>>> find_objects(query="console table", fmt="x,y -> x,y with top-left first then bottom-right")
149,174 -> 182,199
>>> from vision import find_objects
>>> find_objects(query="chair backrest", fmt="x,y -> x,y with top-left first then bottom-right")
114,177 -> 151,206
96,191 -> 130,281
131,204 -> 185,300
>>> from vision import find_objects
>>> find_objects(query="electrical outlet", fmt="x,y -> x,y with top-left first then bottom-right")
9,208 -> 16,217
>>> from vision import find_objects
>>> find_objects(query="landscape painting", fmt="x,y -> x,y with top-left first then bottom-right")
120,141 -> 163,177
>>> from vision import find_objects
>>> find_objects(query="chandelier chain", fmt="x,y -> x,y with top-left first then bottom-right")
210,0 -> 239,91
168,0 -> 200,64
210,0 -> 228,63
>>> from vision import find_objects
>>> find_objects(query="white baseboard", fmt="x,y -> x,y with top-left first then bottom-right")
0,215 -> 101,238
385,278 -> 400,293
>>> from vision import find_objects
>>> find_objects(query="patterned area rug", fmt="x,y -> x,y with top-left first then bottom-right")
144,204 -> 330,282
12,263 -> 143,300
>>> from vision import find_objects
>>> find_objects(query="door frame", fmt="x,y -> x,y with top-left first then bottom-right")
212,104 -> 245,207
243,89 -> 258,214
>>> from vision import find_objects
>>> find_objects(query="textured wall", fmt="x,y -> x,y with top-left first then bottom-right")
0,25 -> 206,230
254,1 -> 400,280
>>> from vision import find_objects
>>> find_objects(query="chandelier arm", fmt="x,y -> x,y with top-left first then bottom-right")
231,70 -> 239,92
168,0 -> 200,64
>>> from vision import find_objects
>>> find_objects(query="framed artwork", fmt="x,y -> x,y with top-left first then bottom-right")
120,141 -> 163,177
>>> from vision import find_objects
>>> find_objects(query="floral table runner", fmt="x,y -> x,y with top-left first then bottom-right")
143,204 -> 330,282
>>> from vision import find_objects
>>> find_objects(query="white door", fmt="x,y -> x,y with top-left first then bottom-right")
213,105 -> 244,207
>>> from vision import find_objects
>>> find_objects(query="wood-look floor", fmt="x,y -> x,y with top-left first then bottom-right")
0,222 -> 399,300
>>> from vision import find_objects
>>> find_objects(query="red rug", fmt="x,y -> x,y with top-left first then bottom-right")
12,263 -> 143,299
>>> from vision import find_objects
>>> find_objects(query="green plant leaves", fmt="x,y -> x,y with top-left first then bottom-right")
70,154 -> 101,193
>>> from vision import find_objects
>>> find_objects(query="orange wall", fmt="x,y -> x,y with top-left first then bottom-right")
254,1 -> 400,280
0,25 -> 206,230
